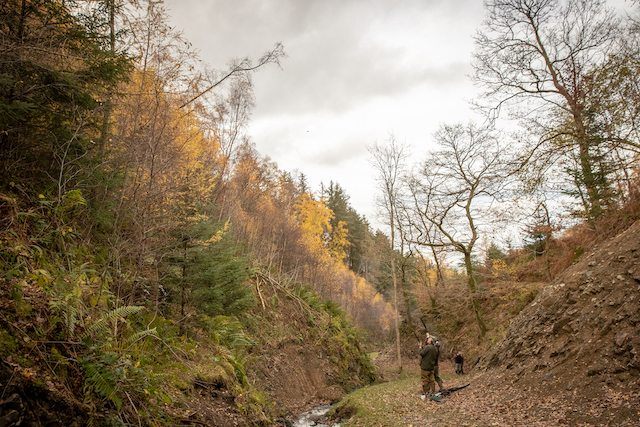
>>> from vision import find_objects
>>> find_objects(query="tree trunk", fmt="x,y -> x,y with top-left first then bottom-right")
431,245 -> 443,287
99,0 -> 116,153
181,238 -> 187,317
463,251 -> 487,336
573,107 -> 602,219
400,257 -> 413,328
390,216 -> 402,372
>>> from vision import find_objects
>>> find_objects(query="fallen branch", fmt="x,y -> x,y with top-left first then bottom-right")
255,278 -> 266,310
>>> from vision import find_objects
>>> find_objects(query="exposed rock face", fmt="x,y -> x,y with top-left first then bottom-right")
0,372 -> 87,427
251,344 -> 345,412
480,220 -> 640,423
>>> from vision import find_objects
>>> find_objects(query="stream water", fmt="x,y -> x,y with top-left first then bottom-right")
292,404 -> 340,427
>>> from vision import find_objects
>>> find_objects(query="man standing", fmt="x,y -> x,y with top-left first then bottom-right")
454,353 -> 464,375
434,340 -> 444,392
419,336 -> 437,398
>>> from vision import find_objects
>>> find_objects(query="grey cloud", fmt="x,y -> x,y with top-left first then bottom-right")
253,55 -> 474,118
167,0 -> 480,115
303,136 -> 367,167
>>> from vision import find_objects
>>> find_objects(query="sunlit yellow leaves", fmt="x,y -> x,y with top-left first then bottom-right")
192,220 -> 229,248
490,259 -> 516,280
294,193 -> 333,262
109,66 -> 221,262
330,220 -> 350,263
293,193 -> 351,263
204,220 -> 229,245
294,193 -> 332,239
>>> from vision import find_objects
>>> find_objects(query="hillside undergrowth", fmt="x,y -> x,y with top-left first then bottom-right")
0,199 -> 376,426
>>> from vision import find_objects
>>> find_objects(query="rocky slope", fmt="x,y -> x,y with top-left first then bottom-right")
479,219 -> 640,425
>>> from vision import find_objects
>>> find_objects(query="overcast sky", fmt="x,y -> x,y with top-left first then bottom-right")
163,0 -> 493,230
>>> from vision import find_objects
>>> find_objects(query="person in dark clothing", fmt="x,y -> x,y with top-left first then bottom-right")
454,353 -> 464,374
433,341 -> 444,391
419,336 -> 437,397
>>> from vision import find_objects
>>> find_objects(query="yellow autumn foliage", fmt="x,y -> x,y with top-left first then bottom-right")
330,220 -> 350,263
293,193 -> 333,263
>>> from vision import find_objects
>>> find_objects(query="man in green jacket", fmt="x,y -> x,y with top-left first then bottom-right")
434,340 -> 444,392
419,336 -> 437,398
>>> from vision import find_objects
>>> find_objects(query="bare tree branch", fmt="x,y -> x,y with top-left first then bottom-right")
179,43 -> 285,109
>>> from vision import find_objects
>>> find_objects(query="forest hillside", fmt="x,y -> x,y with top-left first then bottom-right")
0,0 -> 389,425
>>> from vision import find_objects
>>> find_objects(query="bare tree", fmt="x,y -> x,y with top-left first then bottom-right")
394,204 -> 420,328
368,135 -> 410,372
407,122 -> 515,337
473,0 -> 624,219
180,43 -> 285,109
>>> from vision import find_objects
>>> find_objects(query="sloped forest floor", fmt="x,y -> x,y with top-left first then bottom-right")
326,362 -> 640,427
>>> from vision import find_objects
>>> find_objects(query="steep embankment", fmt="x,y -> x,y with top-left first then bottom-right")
245,274 -> 376,418
477,219 -> 640,425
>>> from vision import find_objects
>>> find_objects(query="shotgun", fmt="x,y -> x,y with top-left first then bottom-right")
420,316 -> 428,333
413,330 -> 421,344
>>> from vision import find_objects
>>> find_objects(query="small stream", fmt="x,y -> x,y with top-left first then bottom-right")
292,404 -> 340,427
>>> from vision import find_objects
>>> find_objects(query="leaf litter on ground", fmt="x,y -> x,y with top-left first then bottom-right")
330,367 -> 640,427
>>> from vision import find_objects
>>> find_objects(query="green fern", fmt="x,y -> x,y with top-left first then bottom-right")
49,296 -> 80,339
201,315 -> 254,349
122,327 -> 157,348
83,305 -> 144,342
65,302 -> 78,337
82,360 -> 123,409
227,355 -> 248,386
